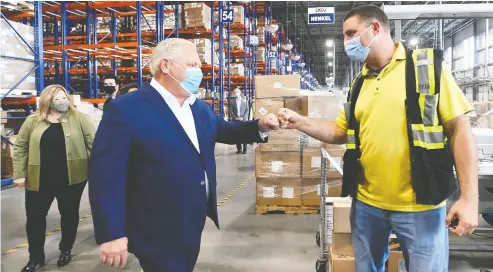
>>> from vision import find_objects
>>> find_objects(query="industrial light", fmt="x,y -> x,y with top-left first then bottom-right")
329,62 -> 333,66
326,40 -> 334,47
299,62 -> 306,67
409,38 -> 419,46
327,52 -> 333,57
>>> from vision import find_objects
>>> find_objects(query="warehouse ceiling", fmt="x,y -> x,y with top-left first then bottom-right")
271,1 -> 486,86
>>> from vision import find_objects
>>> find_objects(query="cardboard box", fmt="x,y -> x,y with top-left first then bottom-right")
259,130 -> 301,152
330,248 -> 355,272
255,75 -> 301,98
284,95 -> 344,120
388,250 -> 406,272
1,136 -> 13,178
302,148 -> 345,179
332,233 -> 354,256
256,177 -> 301,206
255,149 -> 300,178
1,110 -> 6,124
333,199 -> 352,233
301,177 -> 342,206
255,98 -> 284,117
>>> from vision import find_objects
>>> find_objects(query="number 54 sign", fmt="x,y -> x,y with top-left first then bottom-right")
222,9 -> 234,23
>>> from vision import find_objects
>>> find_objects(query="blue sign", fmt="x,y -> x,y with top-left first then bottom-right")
268,51 -> 277,58
308,7 -> 335,24
222,9 -> 234,23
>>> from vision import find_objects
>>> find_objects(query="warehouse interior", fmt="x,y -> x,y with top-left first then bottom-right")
1,1 -> 493,272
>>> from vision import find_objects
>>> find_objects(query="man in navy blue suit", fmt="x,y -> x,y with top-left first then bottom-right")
88,38 -> 279,272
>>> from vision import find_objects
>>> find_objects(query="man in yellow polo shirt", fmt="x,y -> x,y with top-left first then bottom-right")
278,4 -> 478,272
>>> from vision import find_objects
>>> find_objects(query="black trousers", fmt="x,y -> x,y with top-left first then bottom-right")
232,120 -> 247,152
25,181 -> 87,261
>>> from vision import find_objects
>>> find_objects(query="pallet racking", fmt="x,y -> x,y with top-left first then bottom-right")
1,1 -> 321,186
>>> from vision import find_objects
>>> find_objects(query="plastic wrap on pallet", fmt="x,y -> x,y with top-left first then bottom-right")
0,58 -> 36,96
0,19 -> 35,59
230,35 -> 244,50
184,3 -> 211,29
471,101 -> 493,129
258,129 -> 301,152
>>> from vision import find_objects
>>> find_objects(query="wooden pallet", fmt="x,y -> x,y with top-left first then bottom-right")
255,205 -> 319,215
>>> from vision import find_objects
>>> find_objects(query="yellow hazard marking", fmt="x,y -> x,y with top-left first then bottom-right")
4,175 -> 255,255
2,213 -> 93,256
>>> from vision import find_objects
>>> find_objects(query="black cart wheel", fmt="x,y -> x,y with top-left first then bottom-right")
316,230 -> 321,247
316,260 -> 327,272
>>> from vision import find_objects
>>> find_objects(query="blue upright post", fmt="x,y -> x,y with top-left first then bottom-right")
218,1 -> 224,119
156,1 -> 161,42
137,2 -> 143,87
243,2 -> 247,97
227,1 -> 231,120
175,2 -> 179,38
54,14 -> 60,84
34,1 -> 44,95
93,9 -> 98,98
210,1 -> 215,113
61,2 -> 69,91
86,2 -> 93,98
111,11 -> 117,76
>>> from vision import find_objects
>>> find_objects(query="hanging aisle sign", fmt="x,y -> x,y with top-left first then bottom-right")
308,7 -> 335,24
222,9 -> 234,23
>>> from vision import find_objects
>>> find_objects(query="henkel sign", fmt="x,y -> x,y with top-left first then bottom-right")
308,7 -> 335,24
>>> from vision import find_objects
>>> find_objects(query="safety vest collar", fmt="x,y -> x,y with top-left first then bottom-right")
361,42 -> 407,77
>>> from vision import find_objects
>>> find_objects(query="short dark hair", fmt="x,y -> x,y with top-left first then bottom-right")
344,4 -> 390,31
116,83 -> 139,97
104,75 -> 120,85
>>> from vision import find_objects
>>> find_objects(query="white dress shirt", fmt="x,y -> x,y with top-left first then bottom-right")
150,79 -> 267,201
150,79 -> 210,199
236,96 -> 242,118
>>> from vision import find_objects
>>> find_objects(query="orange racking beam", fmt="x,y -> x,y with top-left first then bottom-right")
44,42 -> 140,50
81,98 -> 107,104
43,1 -> 156,12
1,97 -> 37,105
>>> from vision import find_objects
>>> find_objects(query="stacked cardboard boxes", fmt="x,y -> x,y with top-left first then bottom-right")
1,19 -> 36,97
230,35 -> 244,50
254,75 -> 346,210
330,198 -> 355,272
1,135 -> 15,179
230,64 -> 245,76
187,38 -> 216,65
184,3 -> 211,29
255,75 -> 302,207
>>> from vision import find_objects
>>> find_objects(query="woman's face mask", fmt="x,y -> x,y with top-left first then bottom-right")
344,24 -> 378,63
51,97 -> 70,113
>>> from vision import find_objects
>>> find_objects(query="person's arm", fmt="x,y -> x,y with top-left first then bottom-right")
77,112 -> 96,156
438,62 -> 478,236
12,116 -> 34,185
242,100 -> 249,121
89,102 -> 130,245
216,112 -> 278,144
278,108 -> 347,145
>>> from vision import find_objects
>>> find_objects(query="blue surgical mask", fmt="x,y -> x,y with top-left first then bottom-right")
168,62 -> 203,95
344,24 -> 378,63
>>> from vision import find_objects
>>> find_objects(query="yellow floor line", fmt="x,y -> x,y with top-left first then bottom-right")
3,175 -> 253,256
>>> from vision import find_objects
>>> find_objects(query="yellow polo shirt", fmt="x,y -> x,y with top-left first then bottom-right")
336,43 -> 472,212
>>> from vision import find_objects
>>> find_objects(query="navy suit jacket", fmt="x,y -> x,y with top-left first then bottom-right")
89,83 -> 264,257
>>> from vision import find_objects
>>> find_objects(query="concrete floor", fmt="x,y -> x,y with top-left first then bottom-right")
1,144 -> 493,272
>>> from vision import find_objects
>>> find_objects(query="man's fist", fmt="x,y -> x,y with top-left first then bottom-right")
100,237 -> 128,268
258,113 -> 280,132
277,108 -> 303,129
14,178 -> 25,188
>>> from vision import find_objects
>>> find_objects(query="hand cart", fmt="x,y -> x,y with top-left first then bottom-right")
315,148 -> 345,272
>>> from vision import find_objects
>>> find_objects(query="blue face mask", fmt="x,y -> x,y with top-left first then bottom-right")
169,62 -> 203,95
344,24 -> 377,63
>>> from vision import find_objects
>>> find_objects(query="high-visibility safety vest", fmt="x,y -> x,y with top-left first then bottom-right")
341,48 -> 457,205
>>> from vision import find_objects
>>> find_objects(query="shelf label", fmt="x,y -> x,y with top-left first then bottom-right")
308,7 -> 335,24
268,51 -> 277,58
222,9 -> 234,23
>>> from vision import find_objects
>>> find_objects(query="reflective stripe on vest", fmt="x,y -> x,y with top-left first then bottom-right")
347,129 -> 356,149
411,48 -> 444,149
411,124 -> 445,149
344,102 -> 351,124
413,49 -> 440,126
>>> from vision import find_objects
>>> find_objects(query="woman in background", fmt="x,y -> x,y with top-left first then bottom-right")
13,85 -> 95,272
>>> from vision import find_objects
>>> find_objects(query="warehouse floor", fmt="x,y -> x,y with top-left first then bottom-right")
1,144 -> 493,272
